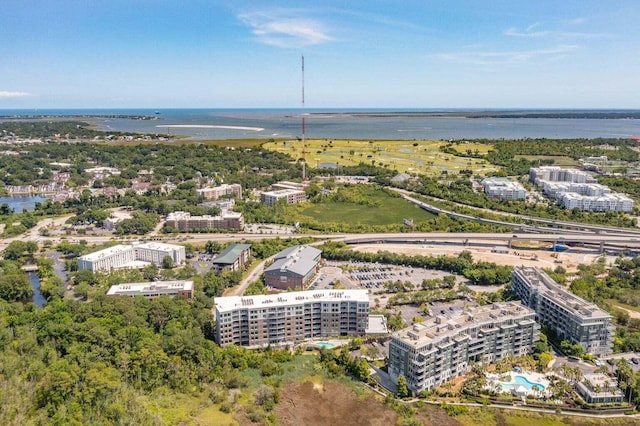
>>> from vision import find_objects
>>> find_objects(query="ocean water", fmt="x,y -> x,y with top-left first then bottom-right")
1,108 -> 639,140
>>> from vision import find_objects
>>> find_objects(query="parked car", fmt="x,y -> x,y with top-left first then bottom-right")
631,357 -> 639,365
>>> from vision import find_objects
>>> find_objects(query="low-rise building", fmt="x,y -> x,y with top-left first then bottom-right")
264,245 -> 321,289
512,266 -> 614,356
211,244 -> 251,273
260,189 -> 307,206
575,373 -> 624,404
481,177 -> 527,200
196,183 -> 242,200
77,243 -> 186,272
388,302 -> 539,393
165,211 -> 244,230
271,181 -> 305,191
214,289 -> 370,347
107,280 -> 194,300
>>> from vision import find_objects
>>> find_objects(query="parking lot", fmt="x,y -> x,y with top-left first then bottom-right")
310,260 -> 461,292
601,352 -> 640,373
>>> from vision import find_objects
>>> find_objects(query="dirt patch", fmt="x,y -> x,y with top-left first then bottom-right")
352,243 -> 598,273
274,381 -> 398,426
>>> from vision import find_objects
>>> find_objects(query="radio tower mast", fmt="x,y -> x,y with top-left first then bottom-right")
301,54 -> 306,182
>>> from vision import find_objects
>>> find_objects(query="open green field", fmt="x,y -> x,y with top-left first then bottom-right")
448,141 -> 495,155
263,139 -> 499,176
294,188 -> 436,226
514,155 -> 580,166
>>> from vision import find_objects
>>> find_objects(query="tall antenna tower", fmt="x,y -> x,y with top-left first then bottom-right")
301,54 -> 306,181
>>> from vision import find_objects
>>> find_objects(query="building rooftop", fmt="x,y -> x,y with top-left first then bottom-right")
107,280 -> 193,296
262,188 -> 306,196
135,242 -> 183,251
514,266 -> 611,320
212,243 -> 252,265
392,301 -> 536,349
265,245 -> 322,277
79,244 -> 134,261
215,289 -> 369,313
367,314 -> 389,334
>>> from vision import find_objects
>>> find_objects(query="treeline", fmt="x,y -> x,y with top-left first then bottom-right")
556,257 -> 640,353
0,294 -> 305,424
320,242 -> 512,285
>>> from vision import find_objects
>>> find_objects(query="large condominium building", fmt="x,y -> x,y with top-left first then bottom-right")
165,211 -> 244,230
196,183 -> 242,200
389,302 -> 539,393
481,177 -> 527,200
106,280 -> 194,300
530,166 -> 633,212
214,289 -> 370,347
77,243 -> 186,272
529,166 -> 596,184
264,245 -> 322,290
559,192 -> 634,212
511,266 -> 614,356
260,189 -> 307,206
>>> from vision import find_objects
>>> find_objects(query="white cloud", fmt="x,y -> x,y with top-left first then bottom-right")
432,45 -> 579,66
505,26 -> 550,38
239,11 -> 332,48
505,22 -> 610,39
0,91 -> 31,98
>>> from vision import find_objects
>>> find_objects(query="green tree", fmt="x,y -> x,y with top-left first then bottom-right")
162,256 -> 174,269
0,273 -> 33,302
396,374 -> 409,398
3,241 -> 27,261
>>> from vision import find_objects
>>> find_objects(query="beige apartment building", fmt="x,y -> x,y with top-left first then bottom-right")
165,211 -> 244,230
196,183 -> 242,200
214,290 -> 370,347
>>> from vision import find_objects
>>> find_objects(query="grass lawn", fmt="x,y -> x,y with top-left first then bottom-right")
514,155 -> 580,166
607,299 -> 640,314
448,141 -> 495,155
263,139 -> 498,176
295,189 -> 435,226
502,414 -> 571,426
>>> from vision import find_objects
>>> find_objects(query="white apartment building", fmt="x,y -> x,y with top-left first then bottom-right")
529,166 -> 596,184
512,266 -> 614,356
214,290 -> 370,347
559,192 -> 634,212
107,280 -> 194,300
481,177 -> 527,200
530,166 -> 633,212
388,302 -> 539,393
196,183 -> 242,200
260,189 -> 307,206
77,243 -> 186,272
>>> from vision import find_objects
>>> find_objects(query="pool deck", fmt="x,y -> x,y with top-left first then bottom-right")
487,370 -> 550,397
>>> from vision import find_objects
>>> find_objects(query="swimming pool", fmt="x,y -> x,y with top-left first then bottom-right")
499,375 -> 546,391
315,342 -> 335,349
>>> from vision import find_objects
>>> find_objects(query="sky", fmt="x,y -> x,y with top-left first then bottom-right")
1,0 -> 639,109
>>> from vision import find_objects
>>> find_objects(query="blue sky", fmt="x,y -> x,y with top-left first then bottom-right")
1,0 -> 639,108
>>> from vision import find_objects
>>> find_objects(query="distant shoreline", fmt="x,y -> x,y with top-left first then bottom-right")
307,111 -> 640,119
